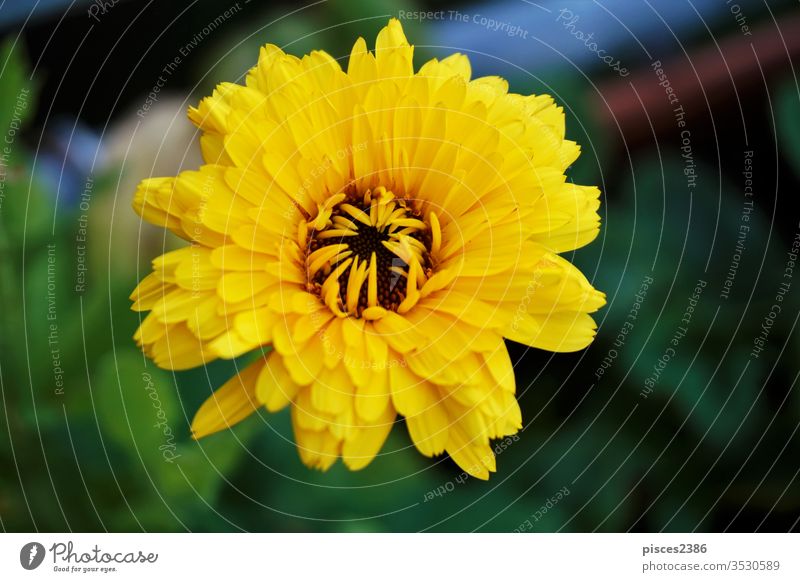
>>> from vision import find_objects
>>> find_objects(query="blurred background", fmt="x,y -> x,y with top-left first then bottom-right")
1,0 -> 799,532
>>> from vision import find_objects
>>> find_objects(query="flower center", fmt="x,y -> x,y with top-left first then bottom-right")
304,187 -> 438,318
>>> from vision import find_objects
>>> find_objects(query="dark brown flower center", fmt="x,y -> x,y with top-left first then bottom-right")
305,188 -> 434,317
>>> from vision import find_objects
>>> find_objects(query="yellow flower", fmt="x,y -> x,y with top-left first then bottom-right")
131,19 -> 605,479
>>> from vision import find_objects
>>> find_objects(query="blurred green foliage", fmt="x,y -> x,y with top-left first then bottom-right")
775,79 -> 800,180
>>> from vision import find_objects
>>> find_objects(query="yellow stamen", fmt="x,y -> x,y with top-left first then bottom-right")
369,199 -> 380,224
312,194 -> 347,229
429,210 -> 441,256
382,238 -> 413,265
340,203 -> 371,226
375,200 -> 395,228
332,215 -> 358,231
361,306 -> 388,320
320,257 -> 353,317
367,252 -> 378,307
316,229 -> 359,239
325,192 -> 347,210
311,209 -> 329,230
325,284 -> 348,317
384,207 -> 407,229
420,267 -> 457,298
397,256 -> 421,314
345,258 -> 368,314
374,186 -> 393,202
403,236 -> 427,251
307,244 -> 350,278
389,265 -> 408,278
391,217 -> 426,230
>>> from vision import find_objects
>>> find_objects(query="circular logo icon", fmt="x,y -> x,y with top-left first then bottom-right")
20,542 -> 46,570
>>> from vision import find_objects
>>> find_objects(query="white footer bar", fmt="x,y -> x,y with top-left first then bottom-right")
1,533 -> 796,581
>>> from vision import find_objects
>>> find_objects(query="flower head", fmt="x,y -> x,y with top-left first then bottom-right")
131,19 -> 604,479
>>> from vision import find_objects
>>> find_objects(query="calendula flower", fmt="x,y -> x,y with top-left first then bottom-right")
131,19 -> 604,479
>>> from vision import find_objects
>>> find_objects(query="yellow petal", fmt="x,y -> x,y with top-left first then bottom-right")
292,412 -> 342,471
390,364 -> 437,416
130,272 -> 166,311
506,311 -> 598,352
149,323 -> 214,370
217,271 -> 274,304
405,399 -> 450,457
342,406 -> 396,470
375,18 -> 414,79
445,423 -> 495,480
310,365 -> 353,415
256,353 -> 299,412
191,360 -> 264,439
355,365 -> 391,421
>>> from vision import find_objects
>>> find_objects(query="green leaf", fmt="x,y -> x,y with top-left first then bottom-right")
94,347 -> 183,467
94,348 -> 265,527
